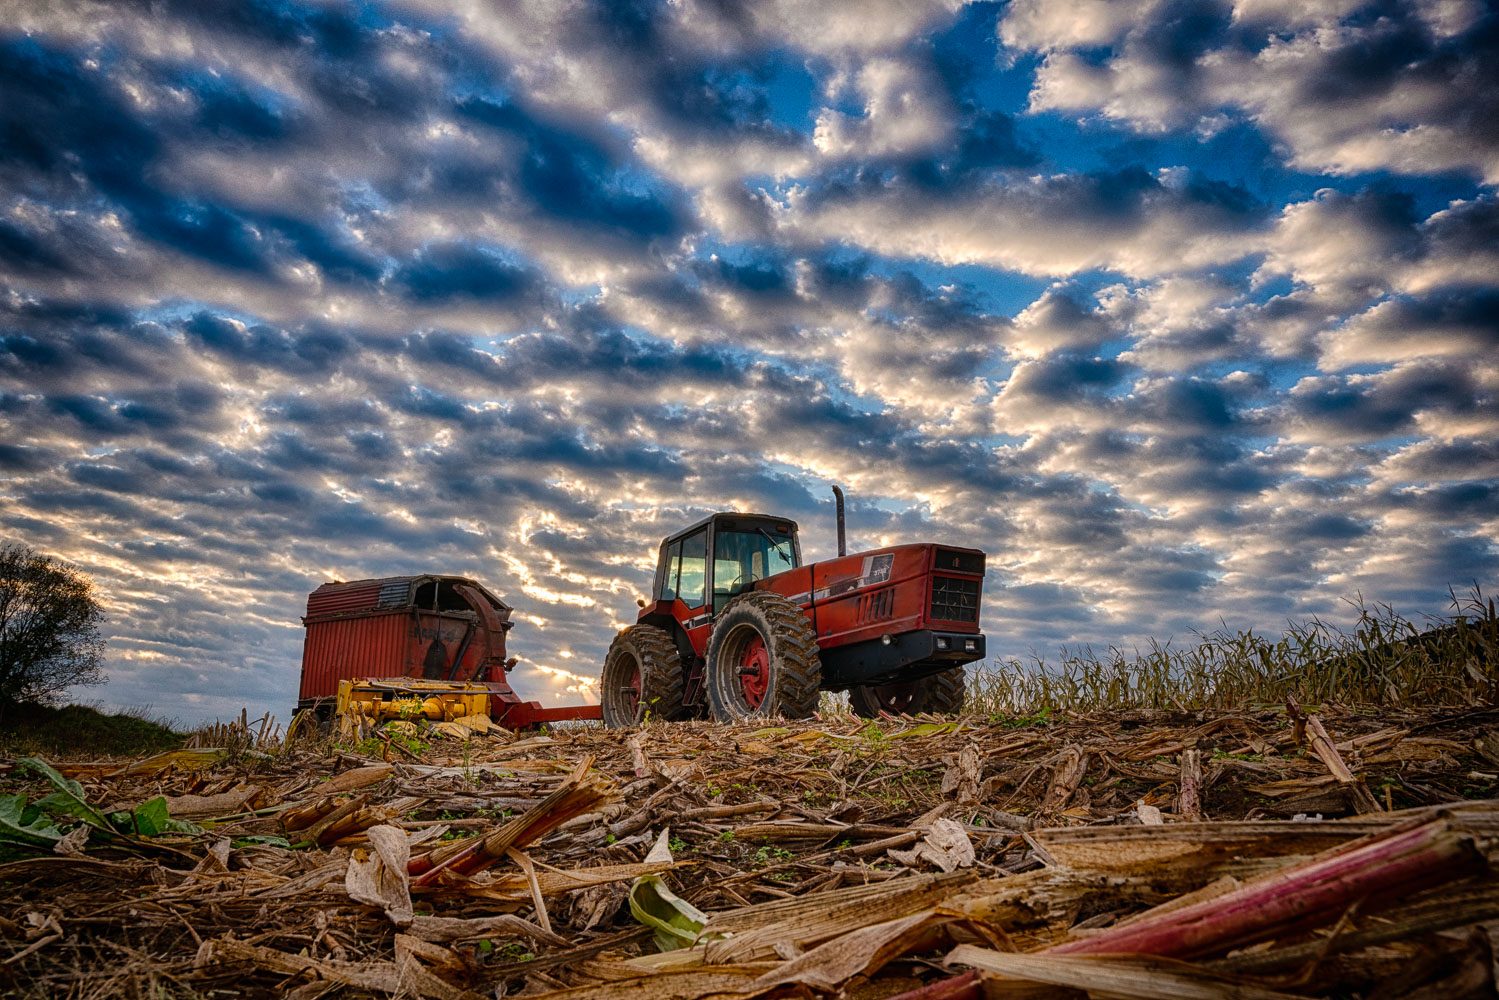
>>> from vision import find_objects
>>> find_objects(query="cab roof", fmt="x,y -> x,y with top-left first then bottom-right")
662,511 -> 798,545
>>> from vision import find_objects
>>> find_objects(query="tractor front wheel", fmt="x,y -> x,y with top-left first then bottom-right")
601,624 -> 687,728
705,591 -> 821,722
849,666 -> 966,718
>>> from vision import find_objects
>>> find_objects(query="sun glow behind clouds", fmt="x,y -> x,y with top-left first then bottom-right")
519,660 -> 602,706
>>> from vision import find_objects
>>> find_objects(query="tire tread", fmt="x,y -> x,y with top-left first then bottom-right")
601,624 -> 686,727
706,591 -> 821,721
924,666 -> 967,714
849,665 -> 967,717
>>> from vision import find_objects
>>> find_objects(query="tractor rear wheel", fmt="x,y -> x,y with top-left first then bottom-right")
601,624 -> 687,728
705,591 -> 821,722
849,666 -> 966,718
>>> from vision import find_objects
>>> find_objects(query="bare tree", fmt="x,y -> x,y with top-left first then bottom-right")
0,542 -> 106,718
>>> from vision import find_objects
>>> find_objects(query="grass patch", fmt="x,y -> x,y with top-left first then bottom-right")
0,702 -> 183,756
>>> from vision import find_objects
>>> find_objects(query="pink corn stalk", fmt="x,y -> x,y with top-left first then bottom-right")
1048,813 -> 1484,959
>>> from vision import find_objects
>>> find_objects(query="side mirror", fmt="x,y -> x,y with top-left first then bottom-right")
505,656 -> 518,669
636,598 -> 647,609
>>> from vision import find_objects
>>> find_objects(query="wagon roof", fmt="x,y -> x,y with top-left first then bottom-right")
304,574 -> 510,619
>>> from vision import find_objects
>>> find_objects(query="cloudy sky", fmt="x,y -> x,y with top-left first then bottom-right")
3,0 -> 1496,725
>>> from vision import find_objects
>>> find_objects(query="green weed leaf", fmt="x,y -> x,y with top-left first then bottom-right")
20,757 -> 112,830
0,794 -> 64,848
132,796 -> 171,836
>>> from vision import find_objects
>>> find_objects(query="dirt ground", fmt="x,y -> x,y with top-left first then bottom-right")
4,704 -> 1499,998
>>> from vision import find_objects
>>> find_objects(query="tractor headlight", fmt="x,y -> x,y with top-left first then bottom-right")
936,636 -> 950,650
881,634 -> 892,646
964,639 -> 977,652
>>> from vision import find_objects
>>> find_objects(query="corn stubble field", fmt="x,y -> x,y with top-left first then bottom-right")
3,592 -> 1499,999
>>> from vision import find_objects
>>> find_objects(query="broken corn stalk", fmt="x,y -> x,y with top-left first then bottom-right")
410,757 -> 613,886
1047,812 -> 1485,959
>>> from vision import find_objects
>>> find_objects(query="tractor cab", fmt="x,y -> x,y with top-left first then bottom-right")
637,513 -> 801,678
653,513 -> 800,612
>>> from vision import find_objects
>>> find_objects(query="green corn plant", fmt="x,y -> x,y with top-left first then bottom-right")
966,586 -> 1497,716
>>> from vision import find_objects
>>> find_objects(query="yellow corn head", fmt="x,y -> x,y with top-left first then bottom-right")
335,677 -> 492,725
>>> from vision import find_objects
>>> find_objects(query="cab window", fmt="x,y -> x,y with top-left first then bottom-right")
712,528 -> 798,613
677,529 -> 707,609
658,539 -> 682,602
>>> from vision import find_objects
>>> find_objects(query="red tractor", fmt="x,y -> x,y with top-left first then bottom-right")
600,490 -> 986,726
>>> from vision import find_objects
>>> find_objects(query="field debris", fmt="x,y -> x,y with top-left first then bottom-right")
4,704 -> 1499,997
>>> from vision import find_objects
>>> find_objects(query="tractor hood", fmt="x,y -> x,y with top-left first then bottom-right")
753,541 -> 985,651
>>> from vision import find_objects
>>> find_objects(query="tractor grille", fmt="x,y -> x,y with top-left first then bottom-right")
930,576 -> 980,623
856,587 -> 895,625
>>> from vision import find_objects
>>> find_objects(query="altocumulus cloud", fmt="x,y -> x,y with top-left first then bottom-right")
0,0 -> 1496,724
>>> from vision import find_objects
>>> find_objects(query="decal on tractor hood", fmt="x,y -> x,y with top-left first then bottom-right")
798,553 -> 895,604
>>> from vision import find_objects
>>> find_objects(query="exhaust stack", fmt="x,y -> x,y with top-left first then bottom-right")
832,484 -> 847,557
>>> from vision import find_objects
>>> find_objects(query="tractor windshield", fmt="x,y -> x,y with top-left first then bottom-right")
712,529 -> 798,613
